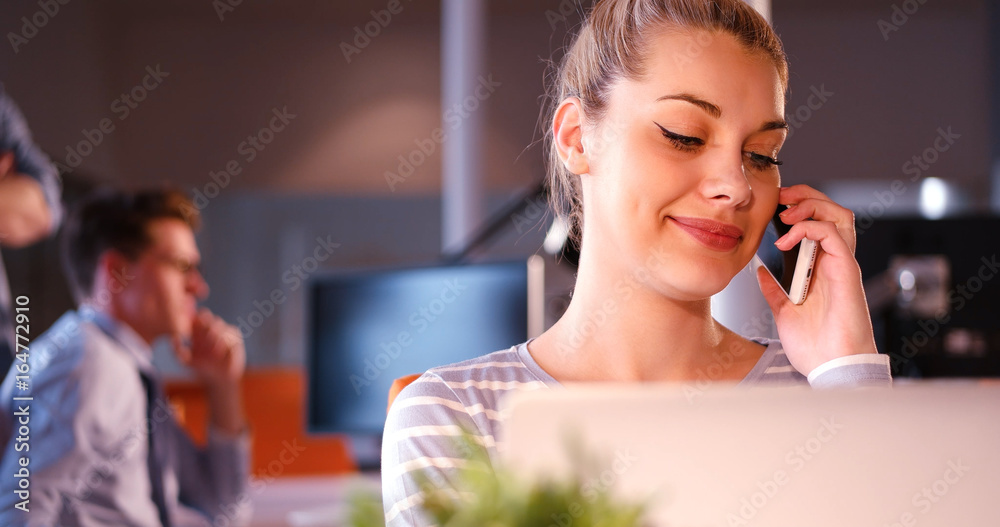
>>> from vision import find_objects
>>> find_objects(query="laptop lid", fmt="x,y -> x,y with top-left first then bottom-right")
500,382 -> 999,527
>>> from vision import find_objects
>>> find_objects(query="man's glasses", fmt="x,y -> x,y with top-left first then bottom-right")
151,254 -> 202,276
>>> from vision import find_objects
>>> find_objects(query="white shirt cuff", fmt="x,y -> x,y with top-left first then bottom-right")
807,354 -> 890,384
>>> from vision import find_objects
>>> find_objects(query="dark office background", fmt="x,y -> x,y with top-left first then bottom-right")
1,0 -> 996,370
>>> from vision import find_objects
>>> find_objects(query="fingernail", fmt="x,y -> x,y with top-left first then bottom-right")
779,207 -> 792,216
775,234 -> 788,246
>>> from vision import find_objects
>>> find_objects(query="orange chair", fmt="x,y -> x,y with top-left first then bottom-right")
387,373 -> 422,413
165,369 -> 357,477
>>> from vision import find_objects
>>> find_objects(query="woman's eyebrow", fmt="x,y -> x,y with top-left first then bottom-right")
759,119 -> 788,132
657,93 -> 721,118
656,93 -> 788,132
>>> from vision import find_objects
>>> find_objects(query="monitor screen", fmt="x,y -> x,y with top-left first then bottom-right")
306,260 -> 530,446
855,216 -> 1000,377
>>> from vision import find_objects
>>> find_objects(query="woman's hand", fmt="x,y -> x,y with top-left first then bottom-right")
756,185 -> 879,377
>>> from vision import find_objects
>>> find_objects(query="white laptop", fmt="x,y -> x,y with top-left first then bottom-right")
500,382 -> 1000,527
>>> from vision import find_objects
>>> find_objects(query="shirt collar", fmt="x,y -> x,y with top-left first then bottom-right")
78,306 -> 157,374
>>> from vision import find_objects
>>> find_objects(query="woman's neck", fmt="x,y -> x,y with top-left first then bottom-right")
531,243 -> 759,382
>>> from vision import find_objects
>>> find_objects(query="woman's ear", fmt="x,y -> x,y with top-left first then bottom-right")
553,97 -> 590,175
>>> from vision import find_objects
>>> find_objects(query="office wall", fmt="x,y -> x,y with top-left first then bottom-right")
2,0 -> 993,365
0,0 -> 551,195
773,0 -> 990,210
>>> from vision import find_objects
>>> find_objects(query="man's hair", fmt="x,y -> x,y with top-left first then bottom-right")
60,188 -> 200,302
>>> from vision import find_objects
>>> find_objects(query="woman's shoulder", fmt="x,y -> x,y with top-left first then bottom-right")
383,347 -> 540,526
423,343 -> 547,383
390,342 -> 550,420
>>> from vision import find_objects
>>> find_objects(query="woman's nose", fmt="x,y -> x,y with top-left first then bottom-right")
701,152 -> 753,208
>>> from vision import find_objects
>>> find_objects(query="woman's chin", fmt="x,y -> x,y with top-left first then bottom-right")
670,285 -> 731,302
655,265 -> 742,301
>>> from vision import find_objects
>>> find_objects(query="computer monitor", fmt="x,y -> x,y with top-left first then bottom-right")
306,258 -> 543,468
855,216 -> 1000,377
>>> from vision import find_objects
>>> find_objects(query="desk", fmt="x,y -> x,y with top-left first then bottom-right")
250,474 -> 381,527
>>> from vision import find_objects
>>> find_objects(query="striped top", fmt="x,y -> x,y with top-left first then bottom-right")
380,338 -> 892,526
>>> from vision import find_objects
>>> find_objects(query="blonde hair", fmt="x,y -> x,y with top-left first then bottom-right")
545,0 -> 789,244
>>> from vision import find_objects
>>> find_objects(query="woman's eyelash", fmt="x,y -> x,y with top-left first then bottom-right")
748,152 -> 783,167
655,123 -> 703,151
654,122 -> 783,169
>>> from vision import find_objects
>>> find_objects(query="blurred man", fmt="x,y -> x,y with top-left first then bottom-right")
0,84 -> 63,378
0,189 -> 250,526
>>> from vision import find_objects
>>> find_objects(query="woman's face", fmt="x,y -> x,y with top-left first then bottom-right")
576,29 -> 787,301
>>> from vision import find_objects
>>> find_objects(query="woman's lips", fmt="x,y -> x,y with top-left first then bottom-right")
669,216 -> 744,251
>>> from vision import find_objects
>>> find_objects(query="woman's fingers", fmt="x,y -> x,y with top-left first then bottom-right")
756,265 -> 792,316
775,219 -> 853,261
779,197 -> 850,225
779,186 -> 857,254
779,184 -> 833,205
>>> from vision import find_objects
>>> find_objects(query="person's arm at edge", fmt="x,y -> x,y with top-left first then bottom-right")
0,167 -> 54,247
0,89 -> 62,247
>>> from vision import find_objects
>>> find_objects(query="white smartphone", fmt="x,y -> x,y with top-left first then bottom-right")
751,209 -> 819,305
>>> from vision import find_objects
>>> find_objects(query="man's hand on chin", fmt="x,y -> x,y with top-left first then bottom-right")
172,308 -> 246,388
172,308 -> 248,436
